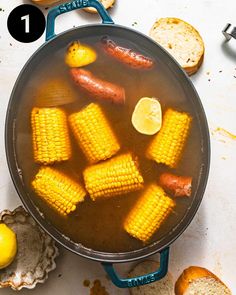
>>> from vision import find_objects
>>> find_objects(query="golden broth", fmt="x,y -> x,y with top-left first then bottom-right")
15,35 -> 202,252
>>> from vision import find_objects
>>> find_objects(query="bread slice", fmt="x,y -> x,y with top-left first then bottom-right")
175,266 -> 232,295
149,18 -> 204,75
31,0 -> 61,6
83,0 -> 115,13
128,260 -> 174,295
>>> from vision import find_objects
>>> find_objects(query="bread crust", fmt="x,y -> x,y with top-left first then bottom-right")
31,0 -> 61,6
185,53 -> 204,76
83,0 -> 115,13
149,17 -> 204,76
175,266 -> 231,295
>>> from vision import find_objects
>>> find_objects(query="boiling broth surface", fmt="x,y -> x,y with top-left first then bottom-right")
15,34 -> 202,252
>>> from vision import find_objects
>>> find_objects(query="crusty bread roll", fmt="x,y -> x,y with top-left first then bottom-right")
31,0 -> 61,6
175,266 -> 232,295
128,260 -> 174,295
149,18 -> 204,75
83,0 -> 115,13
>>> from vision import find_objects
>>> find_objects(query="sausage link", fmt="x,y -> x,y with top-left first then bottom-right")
70,68 -> 125,104
159,173 -> 192,197
101,37 -> 154,69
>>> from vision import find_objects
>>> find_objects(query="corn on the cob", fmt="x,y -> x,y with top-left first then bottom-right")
124,184 -> 175,242
69,103 -> 120,164
32,167 -> 86,216
146,109 -> 192,168
31,107 -> 71,165
83,153 -> 144,200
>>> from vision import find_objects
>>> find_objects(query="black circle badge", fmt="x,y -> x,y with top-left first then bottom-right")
7,4 -> 46,43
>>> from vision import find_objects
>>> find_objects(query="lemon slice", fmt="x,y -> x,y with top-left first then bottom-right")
131,97 -> 162,135
0,224 -> 17,269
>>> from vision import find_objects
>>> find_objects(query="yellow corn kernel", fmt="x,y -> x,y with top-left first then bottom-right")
146,109 -> 192,168
31,107 -> 71,165
69,103 -> 120,164
32,167 -> 86,216
124,184 -> 175,242
83,153 -> 144,200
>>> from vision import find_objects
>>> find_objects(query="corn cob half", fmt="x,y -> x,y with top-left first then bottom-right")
124,184 -> 175,242
83,153 -> 144,200
146,109 -> 192,168
69,103 -> 120,164
31,107 -> 71,165
32,167 -> 86,216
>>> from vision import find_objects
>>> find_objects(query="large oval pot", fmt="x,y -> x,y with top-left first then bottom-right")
5,0 -> 210,289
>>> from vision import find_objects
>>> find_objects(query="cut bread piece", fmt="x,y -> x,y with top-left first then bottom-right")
31,0 -> 61,6
149,18 -> 204,75
175,266 -> 232,295
83,0 -> 115,13
128,260 -> 174,295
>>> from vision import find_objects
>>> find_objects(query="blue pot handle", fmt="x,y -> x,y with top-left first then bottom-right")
46,0 -> 114,41
102,247 -> 170,288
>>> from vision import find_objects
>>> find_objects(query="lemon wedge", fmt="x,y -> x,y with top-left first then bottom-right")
131,97 -> 162,135
0,223 -> 17,269
65,41 -> 97,68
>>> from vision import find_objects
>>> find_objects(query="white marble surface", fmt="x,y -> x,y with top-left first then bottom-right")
0,0 -> 236,294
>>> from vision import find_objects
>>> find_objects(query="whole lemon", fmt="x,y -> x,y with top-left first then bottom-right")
0,223 -> 17,269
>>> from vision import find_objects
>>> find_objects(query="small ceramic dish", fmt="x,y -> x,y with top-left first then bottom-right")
0,206 -> 59,290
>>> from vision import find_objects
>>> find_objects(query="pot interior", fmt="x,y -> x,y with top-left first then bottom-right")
5,25 -> 210,263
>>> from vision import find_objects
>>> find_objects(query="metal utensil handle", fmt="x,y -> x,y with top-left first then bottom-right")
46,0 -> 114,41
222,23 -> 236,41
102,247 -> 169,288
